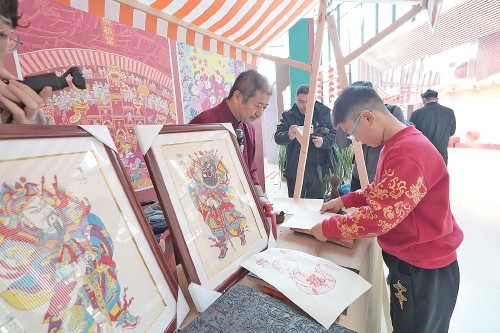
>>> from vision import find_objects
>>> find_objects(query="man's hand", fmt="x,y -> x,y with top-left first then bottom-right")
0,67 -> 53,124
288,124 -> 298,140
320,197 -> 344,214
311,222 -> 328,242
311,136 -> 323,148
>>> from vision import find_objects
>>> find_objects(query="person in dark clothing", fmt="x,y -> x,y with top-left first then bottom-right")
335,81 -> 407,191
274,85 -> 336,199
409,89 -> 456,165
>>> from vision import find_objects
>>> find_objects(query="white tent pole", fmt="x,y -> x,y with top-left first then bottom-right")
293,0 -> 328,198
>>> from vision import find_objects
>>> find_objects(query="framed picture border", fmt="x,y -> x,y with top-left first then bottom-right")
0,125 -> 178,333
143,124 -> 270,292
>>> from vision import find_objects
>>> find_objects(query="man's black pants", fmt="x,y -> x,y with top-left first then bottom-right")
286,166 -> 325,199
382,251 -> 460,333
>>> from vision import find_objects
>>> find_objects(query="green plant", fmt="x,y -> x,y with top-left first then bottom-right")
333,144 -> 354,186
278,144 -> 286,181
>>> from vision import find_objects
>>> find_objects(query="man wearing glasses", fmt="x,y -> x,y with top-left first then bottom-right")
190,70 -> 272,205
0,0 -> 52,124
311,85 -> 463,333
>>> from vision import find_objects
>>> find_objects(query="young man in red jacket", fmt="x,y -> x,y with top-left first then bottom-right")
311,85 -> 463,333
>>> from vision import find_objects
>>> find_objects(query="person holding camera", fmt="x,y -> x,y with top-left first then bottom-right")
274,84 -> 336,199
0,0 -> 52,124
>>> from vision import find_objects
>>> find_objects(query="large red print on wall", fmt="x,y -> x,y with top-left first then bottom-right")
17,0 -> 176,190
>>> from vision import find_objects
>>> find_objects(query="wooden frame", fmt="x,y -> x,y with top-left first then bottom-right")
0,125 -> 177,333
142,124 -> 270,292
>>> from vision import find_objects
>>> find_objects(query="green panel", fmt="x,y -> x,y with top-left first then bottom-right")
289,18 -> 310,105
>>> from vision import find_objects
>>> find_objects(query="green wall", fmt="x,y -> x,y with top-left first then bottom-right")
288,18 -> 311,105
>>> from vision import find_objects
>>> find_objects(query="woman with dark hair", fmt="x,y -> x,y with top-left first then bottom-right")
0,0 -> 52,124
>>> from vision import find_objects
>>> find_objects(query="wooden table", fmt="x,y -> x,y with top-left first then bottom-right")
178,198 -> 386,333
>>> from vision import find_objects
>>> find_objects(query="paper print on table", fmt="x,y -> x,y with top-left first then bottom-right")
17,0 -> 177,190
177,43 -> 246,123
0,131 -> 177,333
241,248 -> 371,329
161,141 -> 262,279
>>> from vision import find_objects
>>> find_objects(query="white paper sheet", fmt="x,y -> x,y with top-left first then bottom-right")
241,248 -> 371,329
279,211 -> 334,230
176,286 -> 190,330
187,283 -> 222,313
79,125 -> 117,152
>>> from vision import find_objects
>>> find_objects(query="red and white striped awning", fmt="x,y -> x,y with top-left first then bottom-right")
54,0 -> 320,65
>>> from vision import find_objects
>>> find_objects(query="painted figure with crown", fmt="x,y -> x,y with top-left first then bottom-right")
0,176 -> 140,332
187,150 -> 247,260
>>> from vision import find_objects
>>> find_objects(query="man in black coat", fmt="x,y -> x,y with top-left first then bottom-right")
409,89 -> 456,165
274,85 -> 336,198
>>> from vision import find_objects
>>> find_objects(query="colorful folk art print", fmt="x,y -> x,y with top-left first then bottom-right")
0,147 -> 168,332
160,139 -> 264,280
241,248 -> 372,329
186,149 -> 248,260
177,43 -> 246,124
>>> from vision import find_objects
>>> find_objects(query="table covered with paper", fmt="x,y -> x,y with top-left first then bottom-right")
178,197 -> 385,333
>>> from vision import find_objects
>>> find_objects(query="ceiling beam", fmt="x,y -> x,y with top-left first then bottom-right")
343,3 -> 422,64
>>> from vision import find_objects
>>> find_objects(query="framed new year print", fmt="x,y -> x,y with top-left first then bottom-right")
139,124 -> 269,292
0,125 -> 177,333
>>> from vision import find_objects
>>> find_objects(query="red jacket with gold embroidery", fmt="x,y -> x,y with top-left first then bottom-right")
322,126 -> 463,269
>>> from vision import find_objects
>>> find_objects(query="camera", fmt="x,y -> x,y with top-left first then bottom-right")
311,126 -> 330,138
20,67 -> 86,93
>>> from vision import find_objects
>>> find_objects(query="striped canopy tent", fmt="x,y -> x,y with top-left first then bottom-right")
55,0 -> 320,66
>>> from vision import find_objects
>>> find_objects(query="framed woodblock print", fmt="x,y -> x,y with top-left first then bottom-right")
140,124 -> 269,292
0,125 -> 177,333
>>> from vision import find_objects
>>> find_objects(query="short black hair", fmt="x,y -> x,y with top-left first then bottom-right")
351,80 -> 373,88
421,89 -> 438,98
227,69 -> 272,103
332,86 -> 385,127
0,0 -> 21,28
296,84 -> 309,96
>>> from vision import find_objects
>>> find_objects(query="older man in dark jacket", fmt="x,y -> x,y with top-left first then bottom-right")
274,85 -> 335,199
409,89 -> 456,165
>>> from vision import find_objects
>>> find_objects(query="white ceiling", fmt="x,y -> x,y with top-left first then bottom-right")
358,0 -> 500,72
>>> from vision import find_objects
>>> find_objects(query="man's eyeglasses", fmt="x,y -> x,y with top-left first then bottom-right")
0,29 -> 20,53
346,114 -> 361,140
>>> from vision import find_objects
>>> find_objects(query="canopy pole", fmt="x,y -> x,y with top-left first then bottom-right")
293,0 -> 328,198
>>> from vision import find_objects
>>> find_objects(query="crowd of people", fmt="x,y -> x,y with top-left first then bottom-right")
0,0 -> 463,331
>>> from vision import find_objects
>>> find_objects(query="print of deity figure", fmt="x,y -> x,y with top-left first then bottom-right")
259,250 -> 337,295
0,176 -> 140,332
187,150 -> 247,259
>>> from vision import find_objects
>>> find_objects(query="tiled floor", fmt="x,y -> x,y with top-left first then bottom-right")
264,148 -> 500,332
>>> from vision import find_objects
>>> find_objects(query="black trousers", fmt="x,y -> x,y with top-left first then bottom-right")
286,166 -> 325,199
382,251 -> 460,333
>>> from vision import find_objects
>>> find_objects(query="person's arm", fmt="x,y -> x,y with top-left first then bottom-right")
274,112 -> 293,145
450,109 -> 456,136
319,111 -> 336,149
320,156 -> 427,240
0,67 -> 52,124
